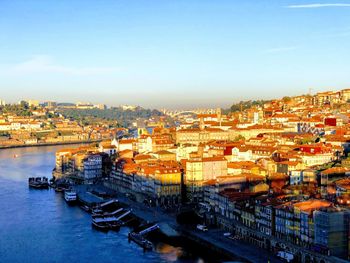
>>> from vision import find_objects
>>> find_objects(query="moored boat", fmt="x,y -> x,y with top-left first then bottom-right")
92,219 -> 109,232
91,209 -> 131,232
55,187 -> 64,193
80,204 -> 91,213
64,189 -> 77,204
28,177 -> 49,189
128,232 -> 153,251
128,222 -> 159,251
91,199 -> 120,216
108,221 -> 122,231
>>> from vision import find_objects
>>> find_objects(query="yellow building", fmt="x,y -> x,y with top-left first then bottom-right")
185,156 -> 227,202
229,124 -> 283,141
153,150 -> 176,161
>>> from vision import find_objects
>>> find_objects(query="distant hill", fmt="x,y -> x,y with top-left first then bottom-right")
225,99 -> 271,113
57,102 -> 75,107
57,107 -> 163,127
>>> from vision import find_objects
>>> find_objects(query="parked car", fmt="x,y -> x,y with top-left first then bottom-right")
277,251 -> 294,262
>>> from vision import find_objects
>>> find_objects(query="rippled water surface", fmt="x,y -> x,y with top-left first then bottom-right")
0,145 -> 211,263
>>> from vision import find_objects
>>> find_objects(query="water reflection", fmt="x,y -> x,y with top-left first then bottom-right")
156,243 -> 184,262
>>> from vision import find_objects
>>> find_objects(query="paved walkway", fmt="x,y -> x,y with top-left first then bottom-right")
180,227 -> 284,263
116,194 -> 283,263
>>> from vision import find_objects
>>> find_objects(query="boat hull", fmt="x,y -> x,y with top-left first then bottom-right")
128,233 -> 153,250
92,221 -> 109,232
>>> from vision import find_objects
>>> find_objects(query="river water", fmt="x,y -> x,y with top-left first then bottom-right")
0,145 -> 229,263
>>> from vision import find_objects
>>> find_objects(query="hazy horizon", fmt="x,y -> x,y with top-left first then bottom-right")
1,0 -> 349,108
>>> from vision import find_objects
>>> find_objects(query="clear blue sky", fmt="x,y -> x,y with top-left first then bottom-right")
0,0 -> 350,109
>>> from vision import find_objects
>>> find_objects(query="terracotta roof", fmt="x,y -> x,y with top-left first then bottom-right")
134,154 -> 153,160
154,150 -> 175,155
321,167 -> 349,175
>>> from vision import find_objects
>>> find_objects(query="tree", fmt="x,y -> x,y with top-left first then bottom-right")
233,135 -> 245,141
229,99 -> 270,112
282,96 -> 292,103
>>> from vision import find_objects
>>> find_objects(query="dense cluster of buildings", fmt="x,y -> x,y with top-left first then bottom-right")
55,146 -> 106,183
0,100 -> 123,147
53,88 -> 350,261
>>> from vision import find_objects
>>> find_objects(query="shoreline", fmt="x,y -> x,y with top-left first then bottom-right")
0,139 -> 102,150
117,193 -> 280,263
75,184 -> 238,261
97,183 -> 281,263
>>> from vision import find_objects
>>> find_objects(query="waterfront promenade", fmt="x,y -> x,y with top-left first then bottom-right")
114,190 -> 283,263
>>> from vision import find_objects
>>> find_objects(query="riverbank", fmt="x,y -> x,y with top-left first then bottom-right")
96,183 -> 282,263
0,139 -> 101,149
74,183 -> 244,261
126,200 -> 282,263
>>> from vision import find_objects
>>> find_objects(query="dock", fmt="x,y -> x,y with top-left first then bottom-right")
128,223 -> 159,251
75,184 -> 116,207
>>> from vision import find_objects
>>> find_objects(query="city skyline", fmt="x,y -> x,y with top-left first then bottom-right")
1,0 -> 350,108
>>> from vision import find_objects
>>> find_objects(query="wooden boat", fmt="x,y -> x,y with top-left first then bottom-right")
127,222 -> 159,251
80,204 -> 91,213
108,221 -> 122,231
91,209 -> 131,232
92,220 -> 109,232
55,187 -> 64,193
28,177 -> 49,189
128,232 -> 153,250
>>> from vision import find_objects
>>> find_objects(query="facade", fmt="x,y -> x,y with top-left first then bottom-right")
109,159 -> 182,207
255,198 -> 279,236
81,154 -> 103,180
54,147 -> 103,182
176,127 -> 229,145
185,157 -> 227,203
314,207 -> 350,259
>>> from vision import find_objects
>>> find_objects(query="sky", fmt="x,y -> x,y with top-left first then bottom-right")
0,0 -> 350,109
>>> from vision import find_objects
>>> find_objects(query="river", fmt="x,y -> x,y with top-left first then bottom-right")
0,145 -> 229,263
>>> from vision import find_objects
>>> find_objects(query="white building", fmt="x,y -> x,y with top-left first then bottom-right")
230,147 -> 253,162
0,123 -> 11,131
300,153 -> 334,167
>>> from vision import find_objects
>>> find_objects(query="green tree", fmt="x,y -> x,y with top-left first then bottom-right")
233,135 -> 245,141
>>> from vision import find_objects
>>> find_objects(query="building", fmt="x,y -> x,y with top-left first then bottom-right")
99,141 -> 117,156
290,170 -> 303,185
72,153 -> 102,182
289,169 -> 316,185
153,166 -> 182,206
54,147 -> 104,182
176,127 -> 229,145
27,100 -> 40,107
152,150 -> 176,161
255,197 -> 281,236
185,157 -> 227,203
94,104 -> 106,110
45,101 -> 57,108
314,207 -> 350,259
109,158 -> 182,207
